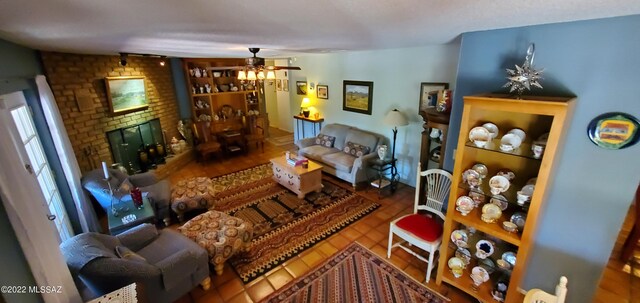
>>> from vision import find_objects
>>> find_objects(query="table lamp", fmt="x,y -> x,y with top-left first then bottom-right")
383,109 -> 409,160
301,97 -> 311,118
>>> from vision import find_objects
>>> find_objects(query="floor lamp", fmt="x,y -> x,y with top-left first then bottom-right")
383,109 -> 409,160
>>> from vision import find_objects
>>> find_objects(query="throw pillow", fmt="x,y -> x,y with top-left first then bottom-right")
343,141 -> 371,157
314,134 -> 336,148
115,246 -> 147,263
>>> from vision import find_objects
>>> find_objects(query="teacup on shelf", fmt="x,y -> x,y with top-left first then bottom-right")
482,123 -> 499,140
463,169 -> 482,188
448,257 -> 465,278
502,221 -> 519,233
489,175 -> 510,195
469,126 -> 491,148
507,128 -> 526,142
532,143 -> 545,159
497,170 -> 516,181
499,134 -> 522,152
516,191 -> 530,205
456,196 -> 475,216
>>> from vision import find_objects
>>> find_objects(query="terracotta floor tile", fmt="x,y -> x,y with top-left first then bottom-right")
245,278 -> 275,302
328,234 -> 351,249
227,292 -> 253,303
370,244 -> 388,259
355,235 -> 377,249
284,258 -> 311,278
194,289 -> 224,303
317,241 -> 339,257
212,266 -> 238,287
266,267 -> 294,289
342,227 -> 363,241
366,228 -> 385,243
300,250 -> 325,268
218,278 -> 245,302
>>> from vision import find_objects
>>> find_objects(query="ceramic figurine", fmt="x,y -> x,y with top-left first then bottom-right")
199,85 -> 205,94
194,68 -> 202,78
205,83 -> 212,93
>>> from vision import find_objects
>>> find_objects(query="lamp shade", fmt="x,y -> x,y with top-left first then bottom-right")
266,70 -> 276,80
247,70 -> 257,81
257,71 -> 265,80
237,70 -> 247,80
301,97 -> 311,107
383,109 -> 409,127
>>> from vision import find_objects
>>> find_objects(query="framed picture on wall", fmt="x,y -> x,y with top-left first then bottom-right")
276,79 -> 282,91
343,80 -> 373,115
419,82 -> 449,112
283,79 -> 289,92
105,76 -> 149,115
317,85 -> 328,99
296,81 -> 307,95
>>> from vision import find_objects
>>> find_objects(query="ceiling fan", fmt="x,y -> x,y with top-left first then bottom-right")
207,48 -> 301,72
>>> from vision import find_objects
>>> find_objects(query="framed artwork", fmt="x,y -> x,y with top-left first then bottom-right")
283,79 -> 289,92
276,79 -> 282,91
317,85 -> 328,99
587,112 -> 639,149
105,76 -> 148,115
343,80 -> 373,115
296,81 -> 307,95
419,82 -> 449,112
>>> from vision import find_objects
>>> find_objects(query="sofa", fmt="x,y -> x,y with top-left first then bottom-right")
82,168 -> 171,226
296,123 -> 386,187
60,224 -> 210,303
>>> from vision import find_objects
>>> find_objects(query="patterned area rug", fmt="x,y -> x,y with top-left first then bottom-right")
266,134 -> 294,146
262,242 -> 448,303
209,163 -> 380,283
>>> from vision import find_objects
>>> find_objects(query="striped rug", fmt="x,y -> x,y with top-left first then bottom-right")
262,242 -> 448,303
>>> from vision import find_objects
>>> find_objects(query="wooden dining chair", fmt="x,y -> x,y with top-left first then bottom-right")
387,163 -> 451,283
621,183 -> 640,261
244,115 -> 265,152
192,121 -> 221,161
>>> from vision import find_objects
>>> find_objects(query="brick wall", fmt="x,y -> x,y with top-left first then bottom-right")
40,52 -> 181,173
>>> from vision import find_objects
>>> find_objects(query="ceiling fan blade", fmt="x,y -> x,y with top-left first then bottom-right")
206,66 -> 244,71
271,66 -> 302,70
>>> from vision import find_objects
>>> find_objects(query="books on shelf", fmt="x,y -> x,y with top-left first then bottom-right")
371,179 -> 391,188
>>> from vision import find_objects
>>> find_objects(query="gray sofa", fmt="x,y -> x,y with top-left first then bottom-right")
296,123 -> 385,187
60,224 -> 210,303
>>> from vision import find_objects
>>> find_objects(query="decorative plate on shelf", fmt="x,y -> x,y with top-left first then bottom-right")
502,251 -> 517,267
455,247 -> 472,266
451,229 -> 469,248
510,212 -> 527,230
475,239 -> 495,259
220,104 -> 234,118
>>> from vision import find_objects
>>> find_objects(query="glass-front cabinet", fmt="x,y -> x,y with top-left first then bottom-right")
436,94 -> 575,303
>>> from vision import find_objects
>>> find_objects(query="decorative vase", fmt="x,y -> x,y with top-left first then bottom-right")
302,109 -> 310,118
377,145 -> 388,160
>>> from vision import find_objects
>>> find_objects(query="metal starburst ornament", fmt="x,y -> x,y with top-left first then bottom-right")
503,43 -> 544,98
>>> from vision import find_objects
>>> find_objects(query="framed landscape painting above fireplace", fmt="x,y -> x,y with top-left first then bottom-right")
105,76 -> 149,115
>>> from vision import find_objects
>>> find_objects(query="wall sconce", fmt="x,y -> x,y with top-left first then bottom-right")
119,53 -> 128,66
309,82 -> 315,91
159,56 -> 166,67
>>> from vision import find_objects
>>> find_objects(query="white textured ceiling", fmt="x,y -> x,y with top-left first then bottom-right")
0,0 -> 638,58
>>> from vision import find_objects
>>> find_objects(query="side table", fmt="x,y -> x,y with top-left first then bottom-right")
369,158 -> 399,198
108,196 -> 156,235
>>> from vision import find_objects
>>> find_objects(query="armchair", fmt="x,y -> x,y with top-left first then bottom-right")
60,224 -> 210,303
82,168 -> 171,226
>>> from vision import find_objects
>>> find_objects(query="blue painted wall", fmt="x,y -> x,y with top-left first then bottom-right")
170,58 -> 192,119
448,15 -> 640,303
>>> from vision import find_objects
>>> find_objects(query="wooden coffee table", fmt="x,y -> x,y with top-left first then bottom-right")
270,156 -> 323,198
108,196 -> 156,235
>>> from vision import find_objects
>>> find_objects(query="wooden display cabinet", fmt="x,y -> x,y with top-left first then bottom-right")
183,58 -> 265,134
435,94 -> 575,303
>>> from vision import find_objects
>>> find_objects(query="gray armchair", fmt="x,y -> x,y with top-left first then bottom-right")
60,224 -> 210,303
82,168 -> 171,226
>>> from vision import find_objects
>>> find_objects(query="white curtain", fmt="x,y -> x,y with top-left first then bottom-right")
35,75 -> 101,232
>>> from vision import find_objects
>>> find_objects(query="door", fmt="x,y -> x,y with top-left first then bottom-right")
0,91 -> 80,303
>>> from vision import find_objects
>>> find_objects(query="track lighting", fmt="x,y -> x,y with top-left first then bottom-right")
118,53 -> 168,67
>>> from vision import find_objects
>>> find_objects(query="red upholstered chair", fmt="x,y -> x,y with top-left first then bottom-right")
387,164 -> 451,283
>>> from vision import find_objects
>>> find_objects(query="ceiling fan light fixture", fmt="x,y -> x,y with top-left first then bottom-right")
237,70 -> 247,80
257,70 -> 265,80
266,70 -> 276,80
247,70 -> 257,81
